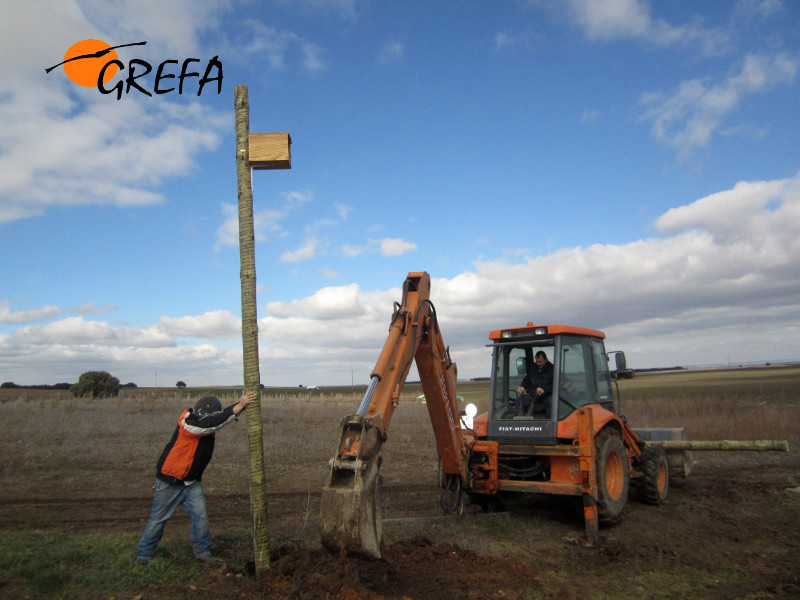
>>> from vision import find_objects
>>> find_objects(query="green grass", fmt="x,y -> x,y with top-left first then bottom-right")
0,530 -> 217,599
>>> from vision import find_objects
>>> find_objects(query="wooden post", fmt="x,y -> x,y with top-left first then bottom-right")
233,85 -> 291,577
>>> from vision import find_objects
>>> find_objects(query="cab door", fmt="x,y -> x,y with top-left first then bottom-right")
488,342 -> 557,443
558,335 -> 614,419
591,338 -> 614,411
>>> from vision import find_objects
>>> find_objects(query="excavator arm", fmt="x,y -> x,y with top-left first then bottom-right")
320,272 -> 470,558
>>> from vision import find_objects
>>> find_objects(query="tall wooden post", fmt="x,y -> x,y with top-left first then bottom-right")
234,85 -> 291,577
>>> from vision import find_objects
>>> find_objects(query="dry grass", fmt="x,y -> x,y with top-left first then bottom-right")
616,365 -> 800,445
1,366 -> 796,504
0,386 -> 441,504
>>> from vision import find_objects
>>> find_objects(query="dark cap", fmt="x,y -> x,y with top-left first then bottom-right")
194,395 -> 222,418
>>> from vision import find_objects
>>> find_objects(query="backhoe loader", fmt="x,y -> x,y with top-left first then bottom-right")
320,271 -> 788,558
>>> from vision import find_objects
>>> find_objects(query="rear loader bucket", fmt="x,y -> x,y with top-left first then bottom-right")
634,427 -> 695,478
320,473 -> 383,559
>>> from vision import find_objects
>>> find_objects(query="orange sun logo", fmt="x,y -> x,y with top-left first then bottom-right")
45,40 -> 225,99
61,39 -> 120,87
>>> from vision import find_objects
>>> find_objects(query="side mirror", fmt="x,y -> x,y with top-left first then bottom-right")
608,351 -> 634,379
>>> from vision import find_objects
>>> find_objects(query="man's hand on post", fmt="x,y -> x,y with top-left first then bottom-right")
235,391 -> 257,414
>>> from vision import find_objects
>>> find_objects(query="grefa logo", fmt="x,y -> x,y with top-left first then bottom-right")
46,39 -> 223,99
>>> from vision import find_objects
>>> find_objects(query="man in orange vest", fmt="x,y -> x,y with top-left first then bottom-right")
136,391 -> 256,565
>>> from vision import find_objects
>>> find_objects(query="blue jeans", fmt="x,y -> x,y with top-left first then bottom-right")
137,479 -> 210,560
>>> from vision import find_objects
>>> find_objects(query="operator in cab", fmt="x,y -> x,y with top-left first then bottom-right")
516,351 -> 554,417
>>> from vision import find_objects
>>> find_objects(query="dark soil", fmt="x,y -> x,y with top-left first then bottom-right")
3,450 -> 799,599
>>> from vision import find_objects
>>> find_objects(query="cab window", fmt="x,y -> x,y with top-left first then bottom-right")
491,344 -> 553,419
558,337 -> 596,419
592,338 -> 614,409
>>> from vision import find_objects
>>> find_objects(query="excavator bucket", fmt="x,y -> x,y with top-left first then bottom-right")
320,414 -> 385,558
320,471 -> 383,558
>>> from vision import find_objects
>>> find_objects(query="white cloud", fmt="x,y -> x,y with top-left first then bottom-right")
494,32 -> 516,53
565,0 -> 653,39
0,301 -> 62,324
0,339 -> 240,389
338,237 -> 418,258
232,19 -> 327,72
0,0 -> 229,225
271,0 -> 363,21
279,237 -> 319,262
0,300 -> 116,325
215,203 -> 241,249
556,0 -> 732,55
73,0 -> 229,57
0,99 -> 193,222
215,191 -> 314,250
69,302 -> 116,315
257,171 -> 800,382
266,282 -> 374,319
733,0 -> 784,21
3,165 -> 800,386
11,316 -> 174,348
655,177 -> 791,242
379,238 -> 417,256
376,40 -> 405,65
20,158 -> 796,385
335,202 -> 353,219
640,52 -> 799,158
341,244 -> 363,257
1,1 -> 799,386
159,310 -> 241,338
581,109 -> 600,123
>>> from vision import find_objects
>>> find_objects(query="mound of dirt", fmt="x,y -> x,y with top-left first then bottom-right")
142,537 -> 541,600
260,536 -> 539,600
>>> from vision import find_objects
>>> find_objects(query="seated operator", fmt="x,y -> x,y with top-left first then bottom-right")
516,351 -> 554,417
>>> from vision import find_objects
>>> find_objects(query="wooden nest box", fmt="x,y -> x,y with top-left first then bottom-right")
249,132 -> 291,170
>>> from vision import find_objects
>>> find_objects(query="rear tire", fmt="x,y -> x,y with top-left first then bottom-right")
637,446 -> 669,505
595,428 -> 629,524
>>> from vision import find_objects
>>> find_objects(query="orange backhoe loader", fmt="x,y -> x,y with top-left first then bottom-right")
320,271 -> 788,558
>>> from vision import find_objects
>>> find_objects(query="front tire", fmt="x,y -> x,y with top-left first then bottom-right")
595,428 -> 630,524
637,446 -> 669,505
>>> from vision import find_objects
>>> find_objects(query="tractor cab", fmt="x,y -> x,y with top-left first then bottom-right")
487,324 -> 620,444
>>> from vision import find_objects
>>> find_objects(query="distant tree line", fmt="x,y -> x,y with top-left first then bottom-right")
2,381 -> 73,390
3,371 -> 138,398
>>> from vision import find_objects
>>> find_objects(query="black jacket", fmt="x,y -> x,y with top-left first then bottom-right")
521,361 -> 554,396
155,405 -> 237,484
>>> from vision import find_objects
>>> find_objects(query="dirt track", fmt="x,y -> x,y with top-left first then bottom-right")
3,450 -> 799,599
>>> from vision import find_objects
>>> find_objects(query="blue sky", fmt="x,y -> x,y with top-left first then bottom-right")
1,0 -> 799,387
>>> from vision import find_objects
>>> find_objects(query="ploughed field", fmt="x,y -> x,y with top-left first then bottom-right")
1,366 -> 799,599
